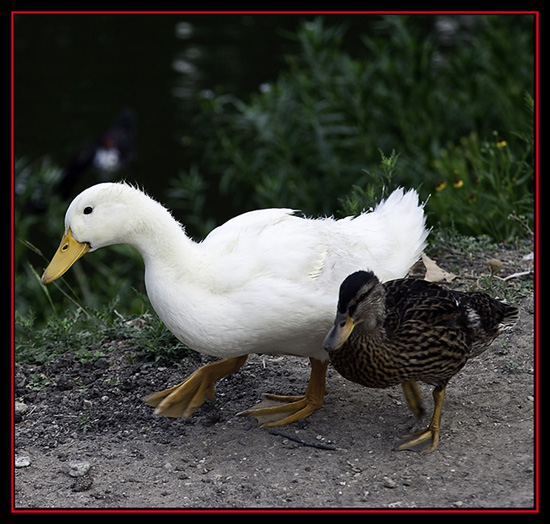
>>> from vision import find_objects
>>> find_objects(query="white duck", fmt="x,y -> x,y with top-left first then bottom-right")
41,182 -> 428,426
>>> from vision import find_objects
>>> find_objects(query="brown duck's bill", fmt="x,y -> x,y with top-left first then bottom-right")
323,313 -> 355,352
41,228 -> 90,285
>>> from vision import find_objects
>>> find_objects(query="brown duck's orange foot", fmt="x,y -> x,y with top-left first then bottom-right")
397,427 -> 440,453
238,358 -> 328,427
144,355 -> 248,418
397,385 -> 446,454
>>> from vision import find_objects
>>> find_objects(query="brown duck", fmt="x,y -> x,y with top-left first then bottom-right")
323,270 -> 519,452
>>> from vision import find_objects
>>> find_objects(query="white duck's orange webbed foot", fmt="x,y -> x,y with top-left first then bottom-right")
238,358 -> 328,427
144,355 -> 248,418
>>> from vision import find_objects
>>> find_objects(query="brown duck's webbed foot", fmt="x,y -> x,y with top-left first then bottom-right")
398,386 -> 445,453
238,358 -> 328,427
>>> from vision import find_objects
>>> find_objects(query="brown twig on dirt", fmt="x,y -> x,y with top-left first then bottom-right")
268,429 -> 337,450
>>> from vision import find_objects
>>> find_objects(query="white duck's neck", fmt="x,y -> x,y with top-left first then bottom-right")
122,190 -> 203,277
119,190 -> 219,350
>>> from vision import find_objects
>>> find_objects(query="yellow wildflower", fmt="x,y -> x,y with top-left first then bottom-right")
453,179 -> 464,188
435,180 -> 446,192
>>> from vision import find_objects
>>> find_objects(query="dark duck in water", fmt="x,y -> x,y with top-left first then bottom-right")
323,270 -> 519,452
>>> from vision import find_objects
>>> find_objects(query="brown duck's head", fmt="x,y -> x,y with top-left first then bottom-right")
323,270 -> 385,353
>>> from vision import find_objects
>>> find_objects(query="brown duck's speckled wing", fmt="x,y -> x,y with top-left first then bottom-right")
382,279 -> 466,337
383,278 -> 519,359
386,320 -> 471,387
348,279 -> 471,387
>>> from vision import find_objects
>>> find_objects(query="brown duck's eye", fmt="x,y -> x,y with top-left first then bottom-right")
83,206 -> 93,215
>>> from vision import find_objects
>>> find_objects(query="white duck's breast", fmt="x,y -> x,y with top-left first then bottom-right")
144,263 -> 335,361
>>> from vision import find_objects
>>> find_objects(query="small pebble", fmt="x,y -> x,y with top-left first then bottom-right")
14,401 -> 28,416
72,475 -> 93,492
15,455 -> 31,468
68,461 -> 91,478
383,476 -> 397,488
14,402 -> 28,423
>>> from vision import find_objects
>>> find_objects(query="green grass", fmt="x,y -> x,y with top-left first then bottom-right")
15,297 -> 196,366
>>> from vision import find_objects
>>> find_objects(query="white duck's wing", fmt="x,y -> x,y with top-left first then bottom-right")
201,208 -> 329,291
200,208 -> 297,259
201,188 -> 427,296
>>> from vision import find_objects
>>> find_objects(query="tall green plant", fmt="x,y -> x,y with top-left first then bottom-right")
430,125 -> 534,241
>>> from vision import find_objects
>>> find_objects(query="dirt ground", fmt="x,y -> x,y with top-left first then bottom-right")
13,245 -> 537,511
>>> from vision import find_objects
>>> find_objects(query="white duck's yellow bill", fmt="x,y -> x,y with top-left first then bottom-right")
41,228 -> 90,285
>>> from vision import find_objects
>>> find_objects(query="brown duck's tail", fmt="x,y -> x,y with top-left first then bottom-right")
499,303 -> 520,331
463,294 -> 519,358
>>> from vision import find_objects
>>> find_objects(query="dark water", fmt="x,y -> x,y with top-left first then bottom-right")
14,13 -> 371,201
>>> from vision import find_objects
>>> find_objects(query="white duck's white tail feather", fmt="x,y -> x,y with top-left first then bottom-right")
347,187 -> 429,282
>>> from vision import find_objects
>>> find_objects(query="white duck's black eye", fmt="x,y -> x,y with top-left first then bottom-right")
83,206 -> 93,215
